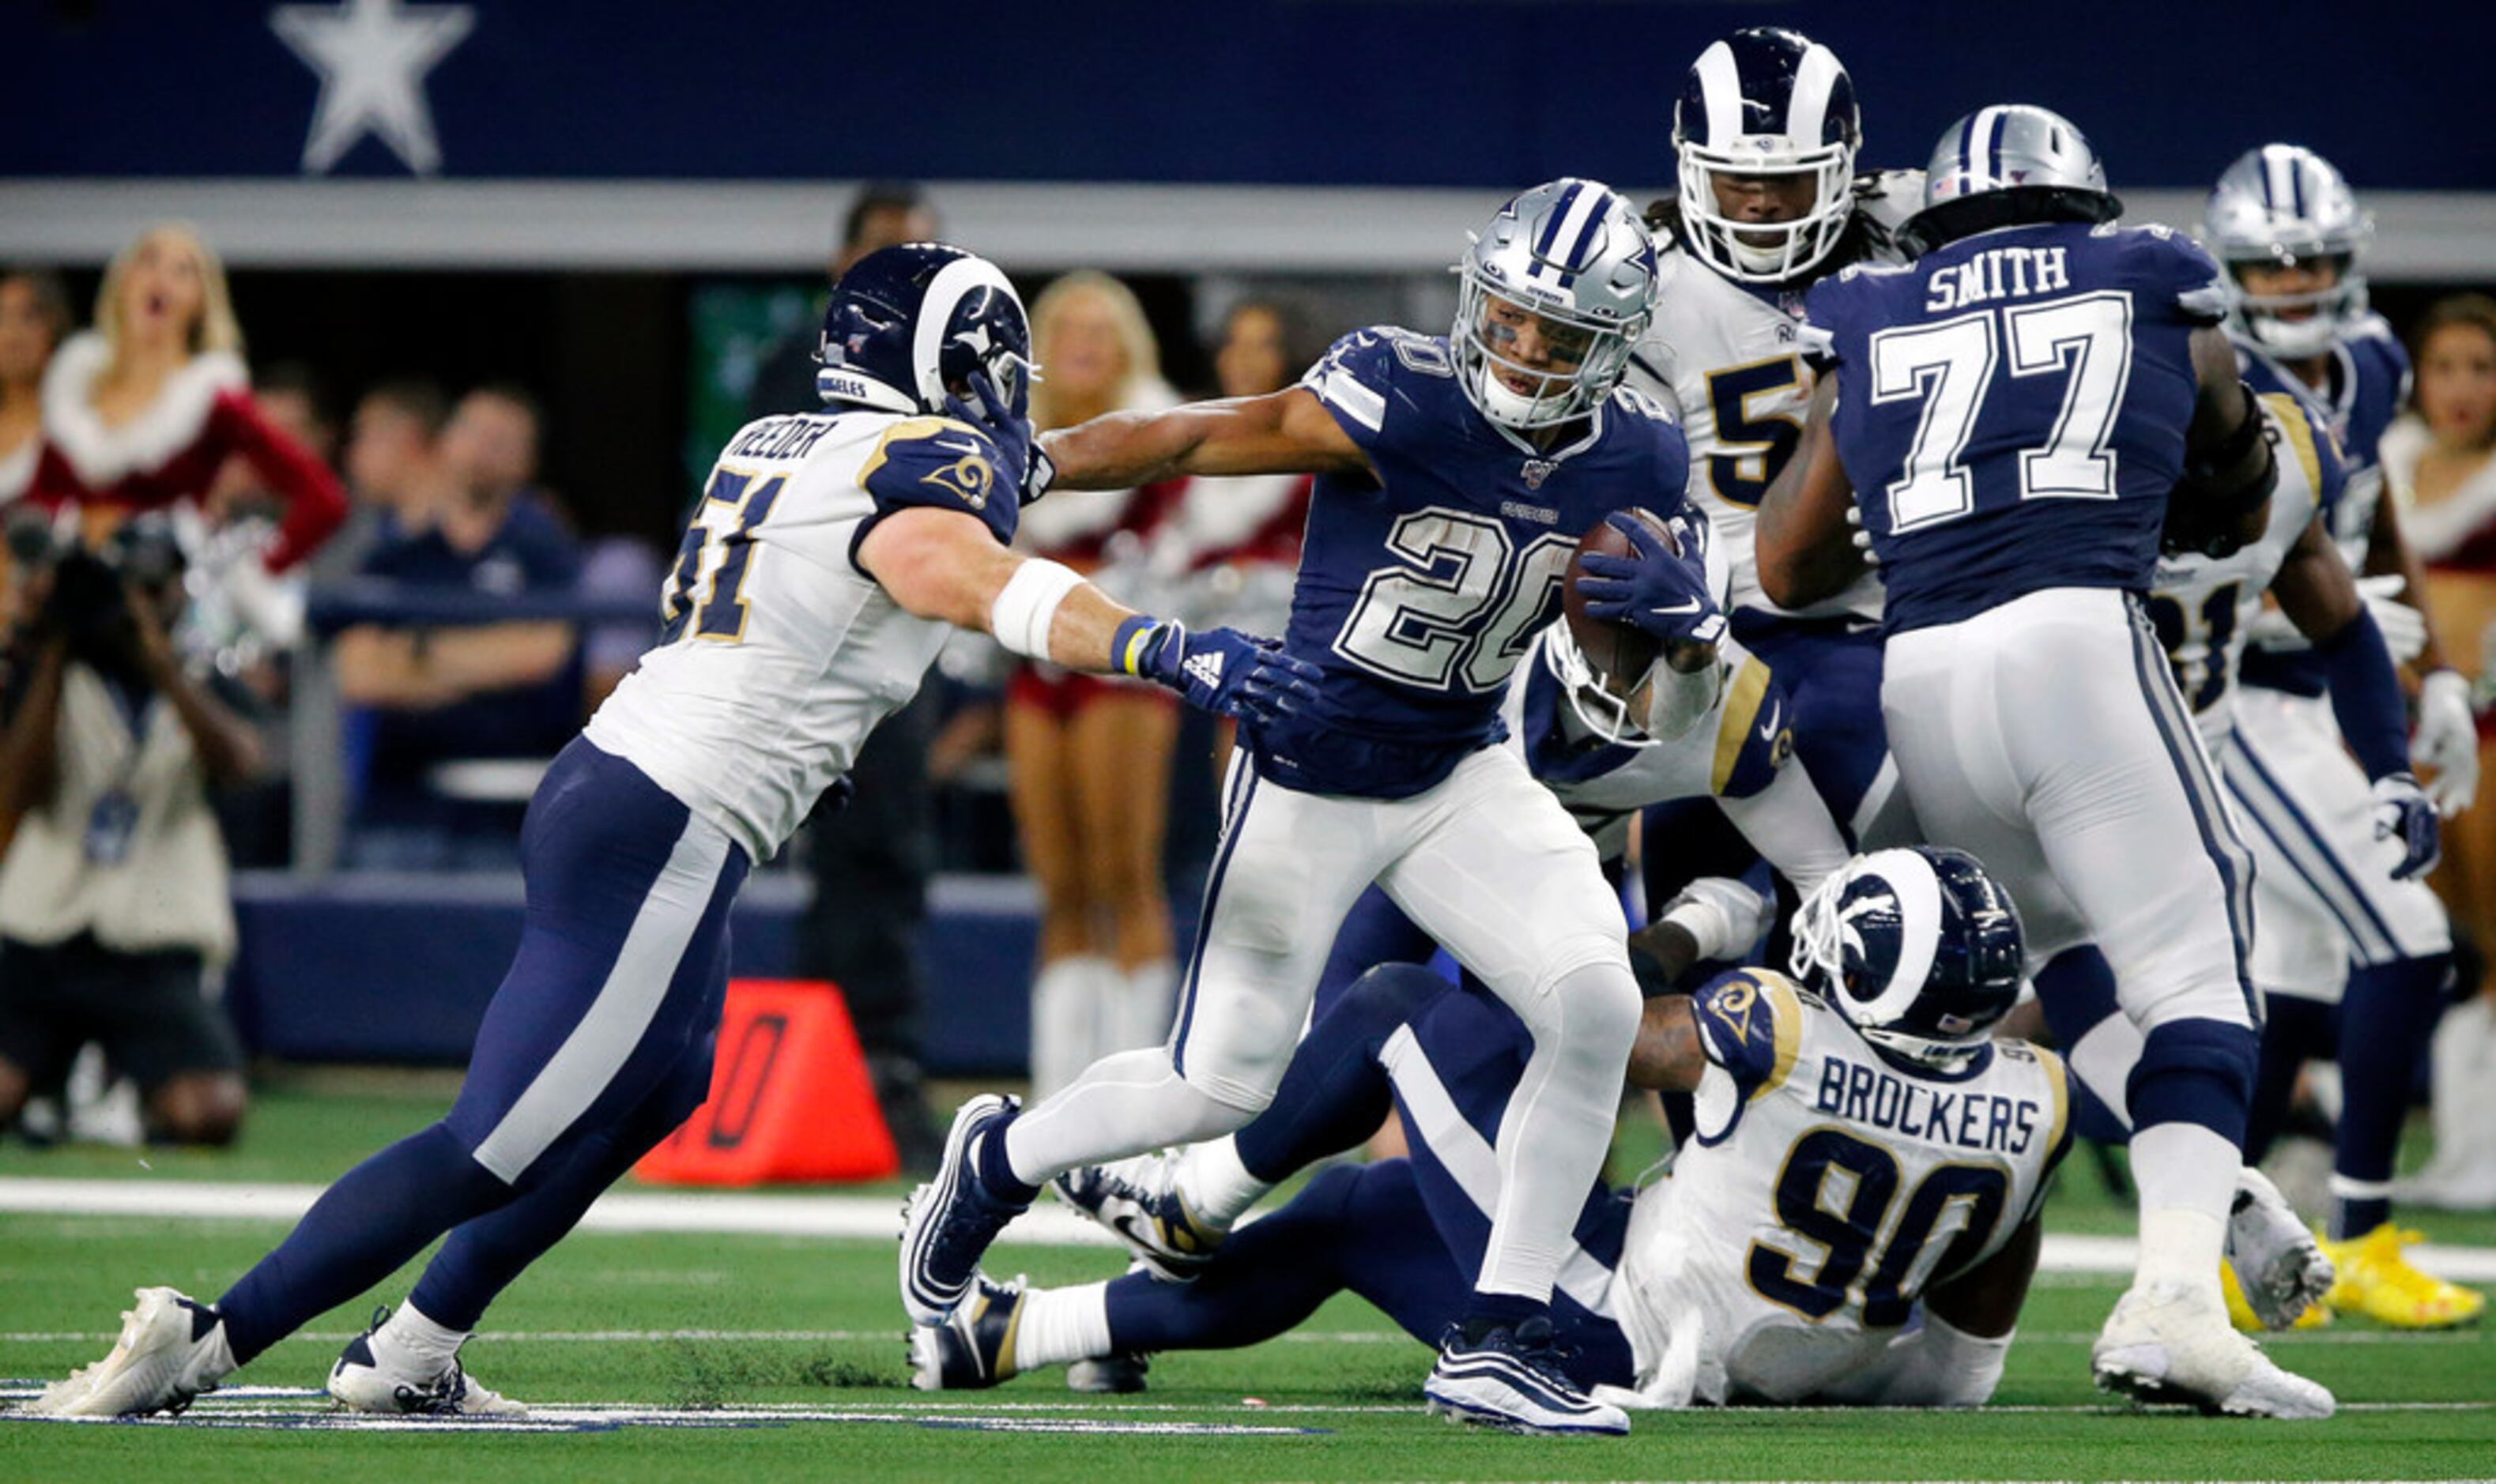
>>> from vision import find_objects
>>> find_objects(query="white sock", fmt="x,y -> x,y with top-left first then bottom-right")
1004,1047 -> 1250,1188
2131,1122 -> 2239,1301
1174,1135 -> 1270,1230
1108,959 -> 1178,1057
2067,1016 -> 2141,1134
1031,955 -> 1110,1100
1012,1282 -> 1114,1369
373,1301 -> 466,1375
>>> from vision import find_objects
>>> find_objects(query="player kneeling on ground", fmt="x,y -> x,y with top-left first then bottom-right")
918,847 -> 2068,1417
28,243 -> 1313,1420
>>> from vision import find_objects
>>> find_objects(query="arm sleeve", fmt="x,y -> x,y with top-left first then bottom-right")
846,415 -> 1020,574
213,391 -> 349,572
2316,607 -> 2412,780
1719,759 -> 1853,899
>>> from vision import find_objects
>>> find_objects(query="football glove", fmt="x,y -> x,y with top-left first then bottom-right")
1576,512 -> 1727,647
1844,502 -> 1880,566
941,372 -> 1052,507
2412,669 -> 2480,817
1116,619 -> 1318,724
2371,771 -> 2441,879
2355,574 -> 2429,663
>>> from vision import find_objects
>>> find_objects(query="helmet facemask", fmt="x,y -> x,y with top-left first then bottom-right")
2224,250 -> 2369,362
1452,275 -> 1639,431
1544,626 -> 1664,749
1787,853 -> 2019,1072
1674,145 -> 1856,284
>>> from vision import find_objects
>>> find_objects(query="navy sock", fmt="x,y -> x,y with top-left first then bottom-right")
977,1112 -> 1039,1205
1235,964 -> 1442,1183
1460,1290 -> 1547,1340
2128,1018 -> 2258,1149
217,1123 -> 511,1365
1104,1187 -> 1350,1353
2332,954 -> 2453,1239
2248,994 -> 2336,1164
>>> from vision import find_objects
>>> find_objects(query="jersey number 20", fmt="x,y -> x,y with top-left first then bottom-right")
1870,291 -> 2135,533
1333,508 -> 1574,692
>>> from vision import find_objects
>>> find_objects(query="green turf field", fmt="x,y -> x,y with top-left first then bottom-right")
3,1080 -> 2492,1482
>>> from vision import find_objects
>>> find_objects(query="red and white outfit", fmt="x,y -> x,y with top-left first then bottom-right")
1137,469 -> 1310,641
2384,415 -> 2496,743
28,332 -> 345,572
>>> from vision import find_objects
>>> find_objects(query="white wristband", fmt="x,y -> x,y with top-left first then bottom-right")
989,557 -> 1086,661
1660,876 -> 1771,961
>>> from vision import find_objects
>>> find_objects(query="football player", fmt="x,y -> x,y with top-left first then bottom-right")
902,180 -> 1717,1436
29,244 -> 1306,1418
2203,145 -> 2483,1326
1756,105 -> 2334,1416
1625,26 -> 1925,880
917,849 -> 2065,1414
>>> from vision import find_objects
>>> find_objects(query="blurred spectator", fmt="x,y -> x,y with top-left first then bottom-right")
334,384 -> 582,868
0,269 -> 71,507
738,183 -> 948,1169
26,224 -> 344,575
1012,270 -> 1186,1096
0,514 -> 258,1146
2385,293 -> 2496,1208
1143,294 -> 1327,774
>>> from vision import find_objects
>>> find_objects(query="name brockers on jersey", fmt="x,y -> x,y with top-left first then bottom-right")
1922,245 -> 2074,314
1812,1054 -> 2048,1155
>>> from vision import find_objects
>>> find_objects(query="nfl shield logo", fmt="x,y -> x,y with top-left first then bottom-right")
1521,458 -> 1557,489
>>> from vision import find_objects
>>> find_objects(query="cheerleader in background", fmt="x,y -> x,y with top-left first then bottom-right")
1009,272 -> 1188,1095
27,224 -> 344,638
0,270 -> 72,627
2385,293 -> 2496,1210
1141,296 -> 1326,777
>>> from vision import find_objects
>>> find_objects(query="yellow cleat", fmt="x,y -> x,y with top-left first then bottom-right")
2221,1263 -> 2330,1331
2320,1226 -> 2487,1329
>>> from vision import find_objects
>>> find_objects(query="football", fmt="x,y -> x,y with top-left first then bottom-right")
1563,508 -> 1713,684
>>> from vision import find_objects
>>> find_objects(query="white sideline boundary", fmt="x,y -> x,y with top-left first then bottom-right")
5,1177 -> 2496,1282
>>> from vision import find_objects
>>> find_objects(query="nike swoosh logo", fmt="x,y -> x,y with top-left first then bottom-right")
1758,700 -> 1783,742
933,438 -> 987,458
1648,599 -> 1703,617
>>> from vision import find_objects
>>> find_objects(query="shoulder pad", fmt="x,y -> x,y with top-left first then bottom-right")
2119,225 -> 2229,326
1691,968 -> 1804,1102
856,415 -> 1016,538
1301,326 -> 1451,448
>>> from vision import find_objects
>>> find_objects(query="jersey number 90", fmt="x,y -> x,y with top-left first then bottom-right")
1748,1126 -> 2009,1328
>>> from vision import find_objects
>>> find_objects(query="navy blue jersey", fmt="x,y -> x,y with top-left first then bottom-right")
1805,221 -> 2229,634
2237,318 -> 2410,697
1254,326 -> 1691,799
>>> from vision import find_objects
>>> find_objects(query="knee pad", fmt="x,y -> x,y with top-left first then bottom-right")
2128,1018 -> 2258,1142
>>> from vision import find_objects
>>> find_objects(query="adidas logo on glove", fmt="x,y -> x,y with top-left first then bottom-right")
1183,652 -> 1226,690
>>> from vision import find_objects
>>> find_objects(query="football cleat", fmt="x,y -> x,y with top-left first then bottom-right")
27,1286 -> 235,1418
899,1094 -> 1031,1325
1423,1316 -> 1629,1437
326,1308 -> 526,1417
1066,1354 -> 1150,1394
2319,1226 -> 2487,1329
1050,1151 -> 1226,1282
2221,1263 -> 2330,1332
2092,1284 -> 2335,1418
908,1273 -> 1025,1391
2226,1167 -> 2336,1330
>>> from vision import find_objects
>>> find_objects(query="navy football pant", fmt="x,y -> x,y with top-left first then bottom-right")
219,740 -> 746,1362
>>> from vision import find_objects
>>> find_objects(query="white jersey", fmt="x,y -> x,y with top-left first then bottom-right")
587,408 -> 1015,861
1627,178 -> 1918,623
1609,969 -> 2070,1406
2147,394 -> 2339,748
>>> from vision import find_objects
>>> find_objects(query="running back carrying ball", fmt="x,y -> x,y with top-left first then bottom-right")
1565,507 -> 1717,684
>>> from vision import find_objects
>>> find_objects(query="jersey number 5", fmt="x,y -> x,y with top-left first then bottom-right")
1333,508 -> 1574,692
1748,1127 -> 2009,1328
659,468 -> 786,645
1870,291 -> 2135,533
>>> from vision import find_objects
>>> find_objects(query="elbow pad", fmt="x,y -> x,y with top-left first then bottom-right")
2162,381 -> 2276,559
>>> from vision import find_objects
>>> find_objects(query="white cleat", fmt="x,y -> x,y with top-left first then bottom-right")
26,1286 -> 235,1418
326,1309 -> 528,1417
2092,1284 -> 2335,1419
2227,1167 -> 2336,1330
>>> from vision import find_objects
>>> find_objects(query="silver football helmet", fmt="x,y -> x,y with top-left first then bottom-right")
1453,179 -> 1658,430
1672,27 -> 1862,284
1904,104 -> 2121,254
2203,145 -> 2373,361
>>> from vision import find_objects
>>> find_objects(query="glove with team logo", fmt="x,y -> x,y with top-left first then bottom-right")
2371,771 -> 2441,879
2355,574 -> 2429,663
1577,511 -> 1727,647
2411,669 -> 2481,816
1114,617 -> 1320,724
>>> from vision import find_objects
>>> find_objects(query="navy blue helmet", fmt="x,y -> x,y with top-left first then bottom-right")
1789,846 -> 2026,1065
816,243 -> 1035,422
1672,27 -> 1861,283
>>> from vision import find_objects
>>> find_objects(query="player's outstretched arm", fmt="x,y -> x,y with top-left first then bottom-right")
858,506 -> 1318,721
1756,375 -> 1868,608
1039,387 -> 1373,492
2164,330 -> 2277,560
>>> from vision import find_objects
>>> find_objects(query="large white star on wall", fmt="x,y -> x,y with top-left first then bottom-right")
270,0 -> 476,175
